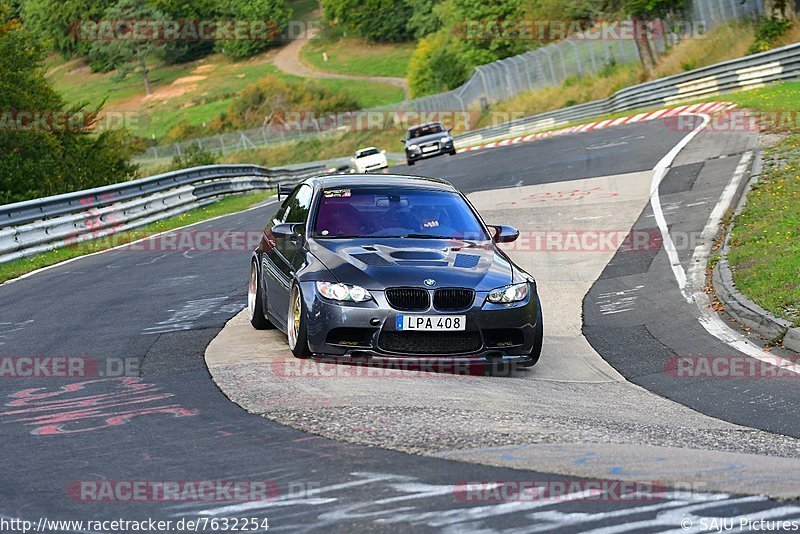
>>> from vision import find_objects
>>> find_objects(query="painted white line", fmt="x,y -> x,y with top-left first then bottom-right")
686,151 -> 753,293
650,120 -> 800,374
647,114 -> 711,293
0,197 -> 279,288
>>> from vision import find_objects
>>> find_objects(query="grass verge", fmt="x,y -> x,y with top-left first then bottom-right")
300,37 -> 415,78
47,52 -> 403,142
727,135 -> 800,327
0,191 -> 275,284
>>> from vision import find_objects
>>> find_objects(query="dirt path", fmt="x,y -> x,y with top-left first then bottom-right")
273,28 -> 410,100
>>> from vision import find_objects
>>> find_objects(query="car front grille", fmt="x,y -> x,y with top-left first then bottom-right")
378,331 -> 483,354
385,288 -> 430,311
433,288 -> 475,311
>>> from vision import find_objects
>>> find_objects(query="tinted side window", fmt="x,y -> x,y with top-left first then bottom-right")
283,185 -> 313,224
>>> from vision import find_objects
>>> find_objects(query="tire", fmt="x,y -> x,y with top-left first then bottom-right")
248,259 -> 274,330
449,148 -> 457,156
518,305 -> 543,368
407,158 -> 415,166
287,283 -> 312,359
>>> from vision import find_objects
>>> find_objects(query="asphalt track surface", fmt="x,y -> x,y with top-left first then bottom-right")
1,118 -> 797,532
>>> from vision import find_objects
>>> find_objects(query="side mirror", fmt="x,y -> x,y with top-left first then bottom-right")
271,223 -> 304,240
490,225 -> 519,243
400,138 -> 406,143
381,149 -> 386,154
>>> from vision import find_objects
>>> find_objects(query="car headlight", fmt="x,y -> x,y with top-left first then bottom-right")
440,136 -> 451,144
408,144 -> 419,151
316,282 -> 372,302
487,283 -> 529,304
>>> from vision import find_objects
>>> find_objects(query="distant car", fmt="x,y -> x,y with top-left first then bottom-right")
350,147 -> 388,173
248,174 -> 543,368
402,122 -> 456,166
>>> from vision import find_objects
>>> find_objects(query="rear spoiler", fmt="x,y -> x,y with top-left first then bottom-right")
277,184 -> 294,201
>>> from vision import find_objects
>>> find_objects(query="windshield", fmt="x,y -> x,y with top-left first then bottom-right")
313,187 -> 489,240
408,124 -> 444,139
356,148 -> 380,158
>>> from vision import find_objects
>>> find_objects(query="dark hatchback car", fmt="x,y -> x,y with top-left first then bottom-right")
248,175 -> 543,367
402,122 -> 456,166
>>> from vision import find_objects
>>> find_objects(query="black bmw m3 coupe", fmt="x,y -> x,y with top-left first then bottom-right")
248,174 -> 543,367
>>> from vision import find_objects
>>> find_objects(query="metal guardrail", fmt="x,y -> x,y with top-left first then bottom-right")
452,41 -> 800,147
0,163 -> 326,264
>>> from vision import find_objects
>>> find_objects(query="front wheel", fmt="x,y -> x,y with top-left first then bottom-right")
287,284 -> 312,358
406,158 -> 415,166
449,148 -> 457,155
248,259 -> 273,330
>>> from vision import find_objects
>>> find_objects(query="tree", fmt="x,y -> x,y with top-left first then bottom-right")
0,5 -> 136,203
21,0 -> 115,57
149,0 -> 221,63
406,0 -> 443,39
448,0 -> 528,67
624,0 -> 684,73
88,0 -> 168,96
407,31 -> 468,97
323,0 -> 414,42
215,0 -> 291,59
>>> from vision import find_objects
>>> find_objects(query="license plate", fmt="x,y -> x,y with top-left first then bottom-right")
396,315 -> 466,331
422,145 -> 438,153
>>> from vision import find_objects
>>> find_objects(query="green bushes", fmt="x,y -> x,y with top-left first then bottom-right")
407,32 -> 468,97
19,0 -> 293,73
748,17 -> 793,54
0,11 -> 137,203
322,0 -> 414,42
214,0 -> 290,59
168,145 -> 220,171
211,74 -> 360,131
406,0 -> 530,97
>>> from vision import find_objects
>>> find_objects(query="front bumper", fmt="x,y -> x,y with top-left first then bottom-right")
354,162 -> 388,173
406,141 -> 455,161
299,281 -> 540,364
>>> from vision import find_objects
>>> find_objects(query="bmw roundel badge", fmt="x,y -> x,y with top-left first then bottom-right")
424,279 -> 437,287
